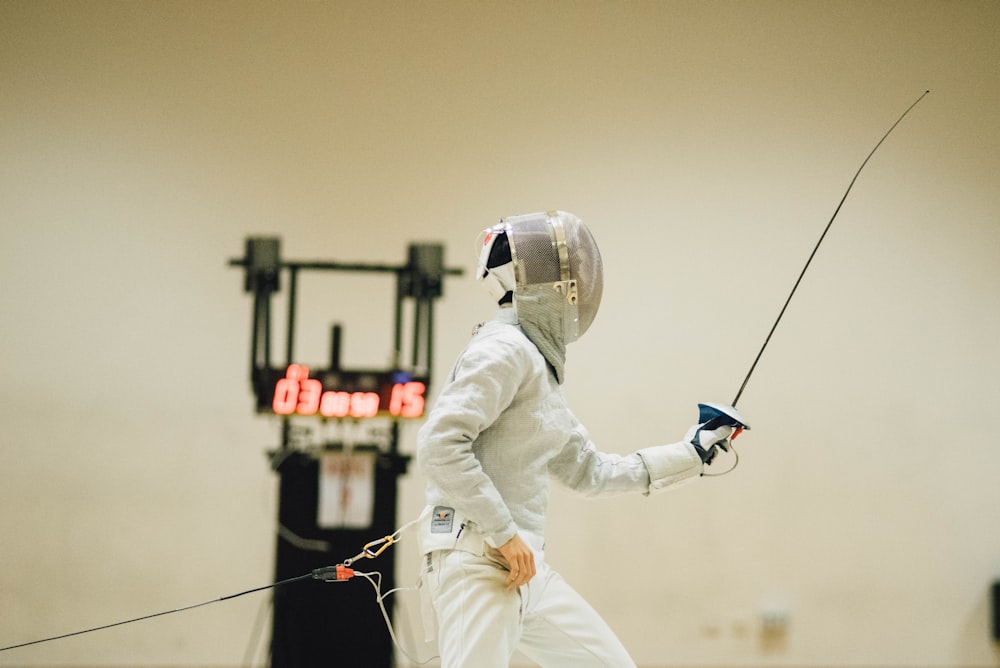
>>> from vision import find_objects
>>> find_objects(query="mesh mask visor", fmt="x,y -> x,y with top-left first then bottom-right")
501,211 -> 603,343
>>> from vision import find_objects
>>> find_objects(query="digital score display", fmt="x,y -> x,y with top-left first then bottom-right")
262,364 -> 427,419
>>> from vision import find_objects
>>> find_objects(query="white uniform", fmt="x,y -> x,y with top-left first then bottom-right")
416,308 -> 705,667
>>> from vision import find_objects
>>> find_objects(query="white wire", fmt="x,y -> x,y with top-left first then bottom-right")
390,505 -> 432,542
701,442 -> 740,477
339,506 -> 438,665
354,571 -> 438,666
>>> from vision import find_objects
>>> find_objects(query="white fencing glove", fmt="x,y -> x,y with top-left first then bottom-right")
688,403 -> 749,465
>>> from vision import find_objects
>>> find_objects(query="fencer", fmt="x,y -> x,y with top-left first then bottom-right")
416,211 -> 743,667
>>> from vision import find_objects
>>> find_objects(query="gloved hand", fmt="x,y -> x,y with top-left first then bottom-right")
687,423 -> 733,464
687,403 -> 749,465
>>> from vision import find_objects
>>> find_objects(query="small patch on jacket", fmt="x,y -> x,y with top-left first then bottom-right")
431,506 -> 455,533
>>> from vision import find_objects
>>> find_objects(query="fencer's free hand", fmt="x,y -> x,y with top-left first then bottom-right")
689,402 -> 750,465
498,533 -> 536,589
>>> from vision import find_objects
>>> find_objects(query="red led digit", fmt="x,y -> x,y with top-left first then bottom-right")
272,364 -> 308,414
296,378 -> 322,415
389,383 -> 405,416
401,381 -> 426,418
272,379 -> 298,414
362,392 -> 380,417
349,392 -> 364,418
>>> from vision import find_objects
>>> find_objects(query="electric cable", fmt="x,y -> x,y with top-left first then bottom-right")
0,572 -> 313,654
701,444 -> 739,478
353,570 -> 438,666
0,508 -> 432,659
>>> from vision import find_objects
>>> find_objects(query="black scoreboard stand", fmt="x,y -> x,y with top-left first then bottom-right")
231,237 -> 461,667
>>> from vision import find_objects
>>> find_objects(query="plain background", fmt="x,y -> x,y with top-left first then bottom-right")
1,1 -> 998,666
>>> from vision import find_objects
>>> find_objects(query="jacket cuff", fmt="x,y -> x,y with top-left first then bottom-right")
637,441 -> 704,494
485,522 -> 519,549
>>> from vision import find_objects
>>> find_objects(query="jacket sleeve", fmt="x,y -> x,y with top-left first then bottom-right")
549,419 -> 704,496
415,333 -> 529,548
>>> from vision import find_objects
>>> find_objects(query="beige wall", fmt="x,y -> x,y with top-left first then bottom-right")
1,1 -> 998,666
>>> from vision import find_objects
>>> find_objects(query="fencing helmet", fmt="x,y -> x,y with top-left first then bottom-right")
476,210 -> 603,382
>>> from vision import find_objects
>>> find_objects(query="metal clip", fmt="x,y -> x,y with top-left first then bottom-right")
363,535 -> 395,559
342,535 -> 395,566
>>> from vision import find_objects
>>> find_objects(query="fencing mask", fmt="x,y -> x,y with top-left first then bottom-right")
476,210 -> 603,382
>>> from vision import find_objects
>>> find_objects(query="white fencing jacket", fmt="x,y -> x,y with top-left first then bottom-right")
417,308 -> 703,549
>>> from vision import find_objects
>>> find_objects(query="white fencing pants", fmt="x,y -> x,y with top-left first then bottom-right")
420,528 -> 636,668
